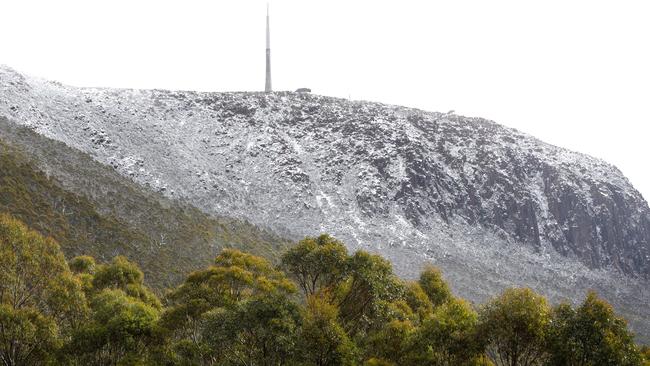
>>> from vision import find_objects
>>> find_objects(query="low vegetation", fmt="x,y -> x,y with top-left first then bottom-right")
1,214 -> 648,366
0,134 -> 290,289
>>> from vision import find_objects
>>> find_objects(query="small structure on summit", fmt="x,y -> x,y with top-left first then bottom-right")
295,88 -> 311,93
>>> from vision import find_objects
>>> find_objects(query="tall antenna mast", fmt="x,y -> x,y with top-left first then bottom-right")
265,3 -> 272,93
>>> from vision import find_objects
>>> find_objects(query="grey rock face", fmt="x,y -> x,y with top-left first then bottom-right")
1,66 -> 649,340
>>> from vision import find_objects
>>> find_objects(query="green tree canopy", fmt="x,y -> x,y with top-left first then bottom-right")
404,281 -> 434,319
640,346 -> 650,366
0,214 -> 87,366
418,265 -> 453,308
91,255 -> 161,309
168,248 -> 295,310
163,249 -> 295,329
70,288 -> 160,365
479,287 -> 550,366
203,295 -> 302,366
412,297 -> 483,365
69,255 -> 97,275
281,234 -> 349,296
160,249 -> 296,364
336,250 -> 404,336
364,318 -> 417,365
546,291 -> 642,366
2,221 -> 647,366
0,304 -> 61,366
298,294 -> 358,366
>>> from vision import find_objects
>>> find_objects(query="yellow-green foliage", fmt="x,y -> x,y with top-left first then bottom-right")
404,281 -> 434,319
546,291 -> 642,366
299,295 -> 358,365
418,265 -> 453,307
281,234 -> 350,296
479,288 -> 551,366
364,358 -> 395,366
413,298 -> 482,365
0,214 -> 87,365
1,214 -> 647,366
69,255 -> 97,274
641,346 -> 650,366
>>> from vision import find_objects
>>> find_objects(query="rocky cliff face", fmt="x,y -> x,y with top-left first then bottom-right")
1,66 -> 649,340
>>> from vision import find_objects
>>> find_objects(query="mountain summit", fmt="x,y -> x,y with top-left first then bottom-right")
1,66 -> 649,340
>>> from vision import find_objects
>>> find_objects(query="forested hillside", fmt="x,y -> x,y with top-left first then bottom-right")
0,119 -> 289,289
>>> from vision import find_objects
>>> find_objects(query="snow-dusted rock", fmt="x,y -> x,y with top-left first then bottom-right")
1,65 -> 649,340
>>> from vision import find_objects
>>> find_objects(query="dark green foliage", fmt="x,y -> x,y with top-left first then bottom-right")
413,298 -> 484,365
0,214 -> 87,366
418,265 -> 453,307
93,256 -> 145,289
364,318 -> 417,365
299,295 -> 358,366
363,359 -> 395,366
203,295 -> 302,365
70,255 -> 97,274
71,289 -> 160,365
546,291 -> 641,366
0,305 -> 61,366
641,346 -> 650,365
404,281 -> 434,318
160,249 -> 297,365
337,251 -> 405,336
281,234 -> 349,296
478,287 -> 550,366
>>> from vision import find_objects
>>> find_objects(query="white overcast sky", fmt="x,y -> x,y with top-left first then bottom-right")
1,0 -> 649,199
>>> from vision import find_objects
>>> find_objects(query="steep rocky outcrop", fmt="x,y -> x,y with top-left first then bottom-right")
1,66 -> 648,340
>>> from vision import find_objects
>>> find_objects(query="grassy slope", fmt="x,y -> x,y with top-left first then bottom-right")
0,117 -> 290,290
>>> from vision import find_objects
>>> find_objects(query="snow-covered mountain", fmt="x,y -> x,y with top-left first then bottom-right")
1,66 -> 649,340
